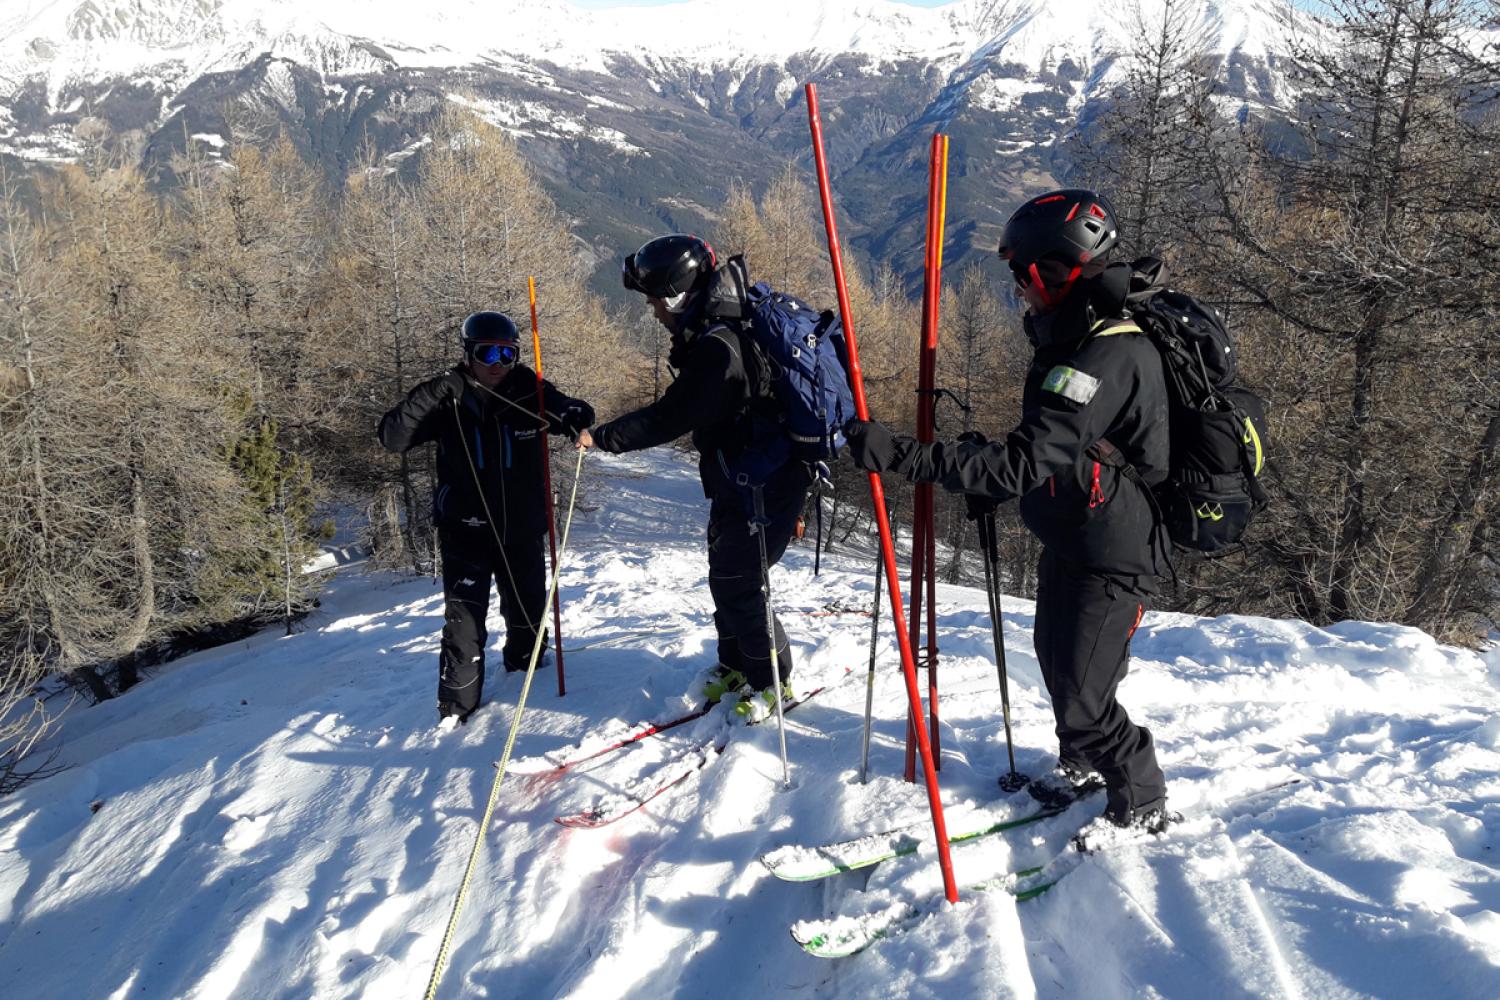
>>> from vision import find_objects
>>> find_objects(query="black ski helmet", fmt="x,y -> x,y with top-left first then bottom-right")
459,310 -> 519,347
998,189 -> 1120,271
622,234 -> 717,300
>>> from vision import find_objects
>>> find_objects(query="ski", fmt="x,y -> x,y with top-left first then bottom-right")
553,677 -> 847,829
509,702 -> 716,778
556,745 -> 721,828
760,785 -> 1099,882
790,864 -> 1062,958
790,776 -> 1306,957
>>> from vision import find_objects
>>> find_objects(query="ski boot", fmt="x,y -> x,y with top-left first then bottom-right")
733,681 -> 795,721
437,701 -> 472,728
1026,760 -> 1106,809
1071,803 -> 1182,853
703,666 -> 751,705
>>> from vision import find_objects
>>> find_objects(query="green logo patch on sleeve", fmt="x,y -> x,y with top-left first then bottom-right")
1041,365 -> 1100,405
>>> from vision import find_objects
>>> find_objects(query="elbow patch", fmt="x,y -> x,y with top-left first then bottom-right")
1041,365 -> 1101,405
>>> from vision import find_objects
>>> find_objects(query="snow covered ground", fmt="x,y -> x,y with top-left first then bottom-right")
1,449 -> 1497,999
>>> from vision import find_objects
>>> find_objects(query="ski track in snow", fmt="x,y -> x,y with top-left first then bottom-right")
0,450 -> 1497,999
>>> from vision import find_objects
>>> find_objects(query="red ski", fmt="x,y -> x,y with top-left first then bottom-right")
555,746 -> 722,828
553,675 -> 849,829
509,703 -> 716,781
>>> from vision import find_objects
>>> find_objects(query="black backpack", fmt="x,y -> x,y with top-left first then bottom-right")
1123,257 -> 1269,556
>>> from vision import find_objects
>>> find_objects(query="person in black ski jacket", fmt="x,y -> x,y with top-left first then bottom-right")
378,311 -> 593,724
844,190 -> 1174,831
576,235 -> 814,705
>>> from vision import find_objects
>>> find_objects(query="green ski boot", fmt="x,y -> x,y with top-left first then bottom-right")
734,681 -> 795,720
703,667 -> 750,705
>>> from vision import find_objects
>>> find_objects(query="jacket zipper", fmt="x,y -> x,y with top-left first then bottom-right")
1088,461 -> 1107,508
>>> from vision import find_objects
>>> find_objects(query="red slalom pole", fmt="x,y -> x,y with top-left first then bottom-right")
926,516 -> 939,761
529,277 -> 567,697
805,82 -> 958,903
906,133 -> 949,780
900,134 -> 936,779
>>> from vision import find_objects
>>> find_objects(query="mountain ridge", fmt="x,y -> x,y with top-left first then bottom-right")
0,0 -> 1301,287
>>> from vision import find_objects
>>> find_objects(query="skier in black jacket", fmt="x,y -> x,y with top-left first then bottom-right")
844,190 -> 1173,830
576,235 -> 814,707
379,311 -> 593,723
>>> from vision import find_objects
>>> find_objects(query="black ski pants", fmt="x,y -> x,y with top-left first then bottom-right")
1033,549 -> 1166,818
437,526 -> 548,716
706,464 -> 812,691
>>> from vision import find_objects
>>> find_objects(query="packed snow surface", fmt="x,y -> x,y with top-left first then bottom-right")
1,450 -> 1497,998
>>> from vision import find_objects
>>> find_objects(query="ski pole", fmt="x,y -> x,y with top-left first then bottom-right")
752,485 -> 791,788
423,447 -> 586,1000
806,81 -> 958,903
980,510 -> 1025,792
528,276 -> 568,697
859,546 -> 883,784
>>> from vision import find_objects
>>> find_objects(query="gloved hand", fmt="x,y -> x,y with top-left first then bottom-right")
440,369 -> 470,400
963,490 -> 1003,521
843,418 -> 904,474
955,431 -> 1003,520
555,402 -> 595,440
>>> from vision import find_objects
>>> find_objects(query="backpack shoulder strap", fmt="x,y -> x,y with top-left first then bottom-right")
1089,317 -> 1145,338
707,320 -> 770,406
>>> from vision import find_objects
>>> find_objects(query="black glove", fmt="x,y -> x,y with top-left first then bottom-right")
954,431 -> 1002,520
843,418 -> 904,474
555,402 -> 595,440
963,490 -> 1002,521
440,369 -> 470,400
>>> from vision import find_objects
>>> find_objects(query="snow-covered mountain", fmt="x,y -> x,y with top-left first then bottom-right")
0,0 -> 1300,280
0,0 -> 1290,86
1,448 -> 1497,998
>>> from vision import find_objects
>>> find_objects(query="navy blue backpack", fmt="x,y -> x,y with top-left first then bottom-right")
705,256 -> 855,493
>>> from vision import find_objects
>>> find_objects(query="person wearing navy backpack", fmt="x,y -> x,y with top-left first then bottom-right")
577,234 -> 824,712
379,311 -> 594,725
844,191 -> 1177,837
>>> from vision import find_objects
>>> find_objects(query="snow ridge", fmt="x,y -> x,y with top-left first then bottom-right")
0,0 -> 1297,104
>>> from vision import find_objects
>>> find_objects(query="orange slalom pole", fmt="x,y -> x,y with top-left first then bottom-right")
529,277 -> 567,697
927,135 -> 949,766
806,82 -> 958,903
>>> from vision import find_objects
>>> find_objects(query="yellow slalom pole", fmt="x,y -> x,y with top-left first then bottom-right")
422,447 -> 587,1000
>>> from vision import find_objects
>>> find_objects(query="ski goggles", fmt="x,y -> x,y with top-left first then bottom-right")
467,342 -> 520,366
1007,257 -> 1081,310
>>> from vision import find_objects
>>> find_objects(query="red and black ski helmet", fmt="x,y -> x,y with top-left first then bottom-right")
998,189 -> 1120,271
622,234 -> 717,300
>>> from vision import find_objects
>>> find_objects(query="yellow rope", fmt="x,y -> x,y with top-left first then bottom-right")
422,446 -> 587,1000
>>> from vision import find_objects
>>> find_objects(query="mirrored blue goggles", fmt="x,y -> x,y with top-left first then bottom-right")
468,342 -> 520,366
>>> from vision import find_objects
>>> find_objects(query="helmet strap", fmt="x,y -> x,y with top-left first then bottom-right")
1031,263 -> 1082,311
